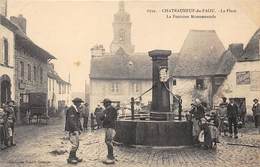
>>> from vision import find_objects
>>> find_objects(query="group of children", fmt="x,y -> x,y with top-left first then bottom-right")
0,100 -> 16,150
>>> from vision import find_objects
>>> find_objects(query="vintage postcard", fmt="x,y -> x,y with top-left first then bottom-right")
0,0 -> 259,166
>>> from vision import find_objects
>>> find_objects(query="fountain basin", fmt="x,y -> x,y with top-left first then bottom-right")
114,119 -> 193,146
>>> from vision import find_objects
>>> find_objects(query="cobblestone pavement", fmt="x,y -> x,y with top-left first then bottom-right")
0,118 -> 260,167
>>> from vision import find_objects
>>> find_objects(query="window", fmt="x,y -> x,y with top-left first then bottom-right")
62,84 -> 66,94
111,82 -> 119,93
59,84 -> 61,94
119,29 -> 125,41
132,82 -> 141,93
236,71 -> 250,85
196,79 -> 204,89
28,64 -> 31,81
3,38 -> 8,65
20,61 -> 24,79
33,66 -> 37,81
172,79 -> 177,86
40,67 -> 43,83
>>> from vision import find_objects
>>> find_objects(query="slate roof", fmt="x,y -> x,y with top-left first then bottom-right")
239,28 -> 260,61
48,67 -> 70,85
215,50 -> 237,75
0,14 -> 55,60
90,48 -> 152,80
174,30 -> 225,77
90,30 -> 227,80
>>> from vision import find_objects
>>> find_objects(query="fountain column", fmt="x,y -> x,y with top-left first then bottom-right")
149,50 -> 171,120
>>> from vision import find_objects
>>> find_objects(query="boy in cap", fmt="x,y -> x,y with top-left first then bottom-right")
101,98 -> 117,164
65,97 -> 83,164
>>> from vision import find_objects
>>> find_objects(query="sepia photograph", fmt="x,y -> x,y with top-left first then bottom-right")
0,0 -> 260,166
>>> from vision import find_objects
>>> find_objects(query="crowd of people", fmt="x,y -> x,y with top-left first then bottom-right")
0,100 -> 16,150
188,97 -> 260,149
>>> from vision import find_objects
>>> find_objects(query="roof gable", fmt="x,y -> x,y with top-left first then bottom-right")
90,30 -> 227,79
0,15 -> 55,60
239,28 -> 260,61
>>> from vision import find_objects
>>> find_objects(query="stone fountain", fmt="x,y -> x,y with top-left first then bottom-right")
114,50 -> 192,146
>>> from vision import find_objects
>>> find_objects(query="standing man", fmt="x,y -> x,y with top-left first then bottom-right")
227,99 -> 239,138
65,98 -> 83,164
5,100 -> 16,146
239,101 -> 247,126
82,103 -> 89,131
219,97 -> 228,136
95,105 -> 103,129
101,98 -> 117,164
252,98 -> 260,130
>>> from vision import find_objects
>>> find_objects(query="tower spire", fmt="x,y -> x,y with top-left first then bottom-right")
119,1 -> 125,12
110,1 -> 135,54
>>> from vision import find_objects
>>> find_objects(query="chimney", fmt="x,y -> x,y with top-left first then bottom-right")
91,44 -> 105,58
48,63 -> 54,70
10,14 -> 27,34
228,43 -> 244,58
0,0 -> 7,17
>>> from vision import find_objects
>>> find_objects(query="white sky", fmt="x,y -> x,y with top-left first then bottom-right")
7,0 -> 260,92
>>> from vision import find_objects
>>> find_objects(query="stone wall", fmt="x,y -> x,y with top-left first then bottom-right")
89,79 -> 152,112
213,60 -> 260,114
14,49 -> 48,122
171,77 -> 213,111
0,24 -> 15,104
90,77 -> 214,112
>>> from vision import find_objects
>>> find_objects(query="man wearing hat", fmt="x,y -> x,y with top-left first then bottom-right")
227,99 -> 239,138
252,98 -> 260,129
101,98 -> 118,164
65,97 -> 83,164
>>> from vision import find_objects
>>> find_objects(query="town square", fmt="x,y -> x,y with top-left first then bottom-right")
0,0 -> 260,166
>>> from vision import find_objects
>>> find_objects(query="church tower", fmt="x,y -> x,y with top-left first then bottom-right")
0,0 -> 7,17
110,1 -> 135,55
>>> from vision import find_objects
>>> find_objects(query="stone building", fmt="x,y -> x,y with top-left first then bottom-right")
169,30 -> 226,110
0,8 -> 15,106
0,1 -> 55,122
214,28 -> 260,114
89,1 -> 232,112
48,63 -> 71,113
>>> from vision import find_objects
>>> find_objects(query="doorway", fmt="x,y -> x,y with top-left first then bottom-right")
0,75 -> 11,107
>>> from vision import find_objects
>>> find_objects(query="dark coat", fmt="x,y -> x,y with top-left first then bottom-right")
227,103 -> 239,118
102,105 -> 117,129
252,103 -> 260,116
190,104 -> 205,120
65,105 -> 82,132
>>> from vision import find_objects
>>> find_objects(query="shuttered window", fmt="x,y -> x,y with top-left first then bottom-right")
3,38 -> 8,65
